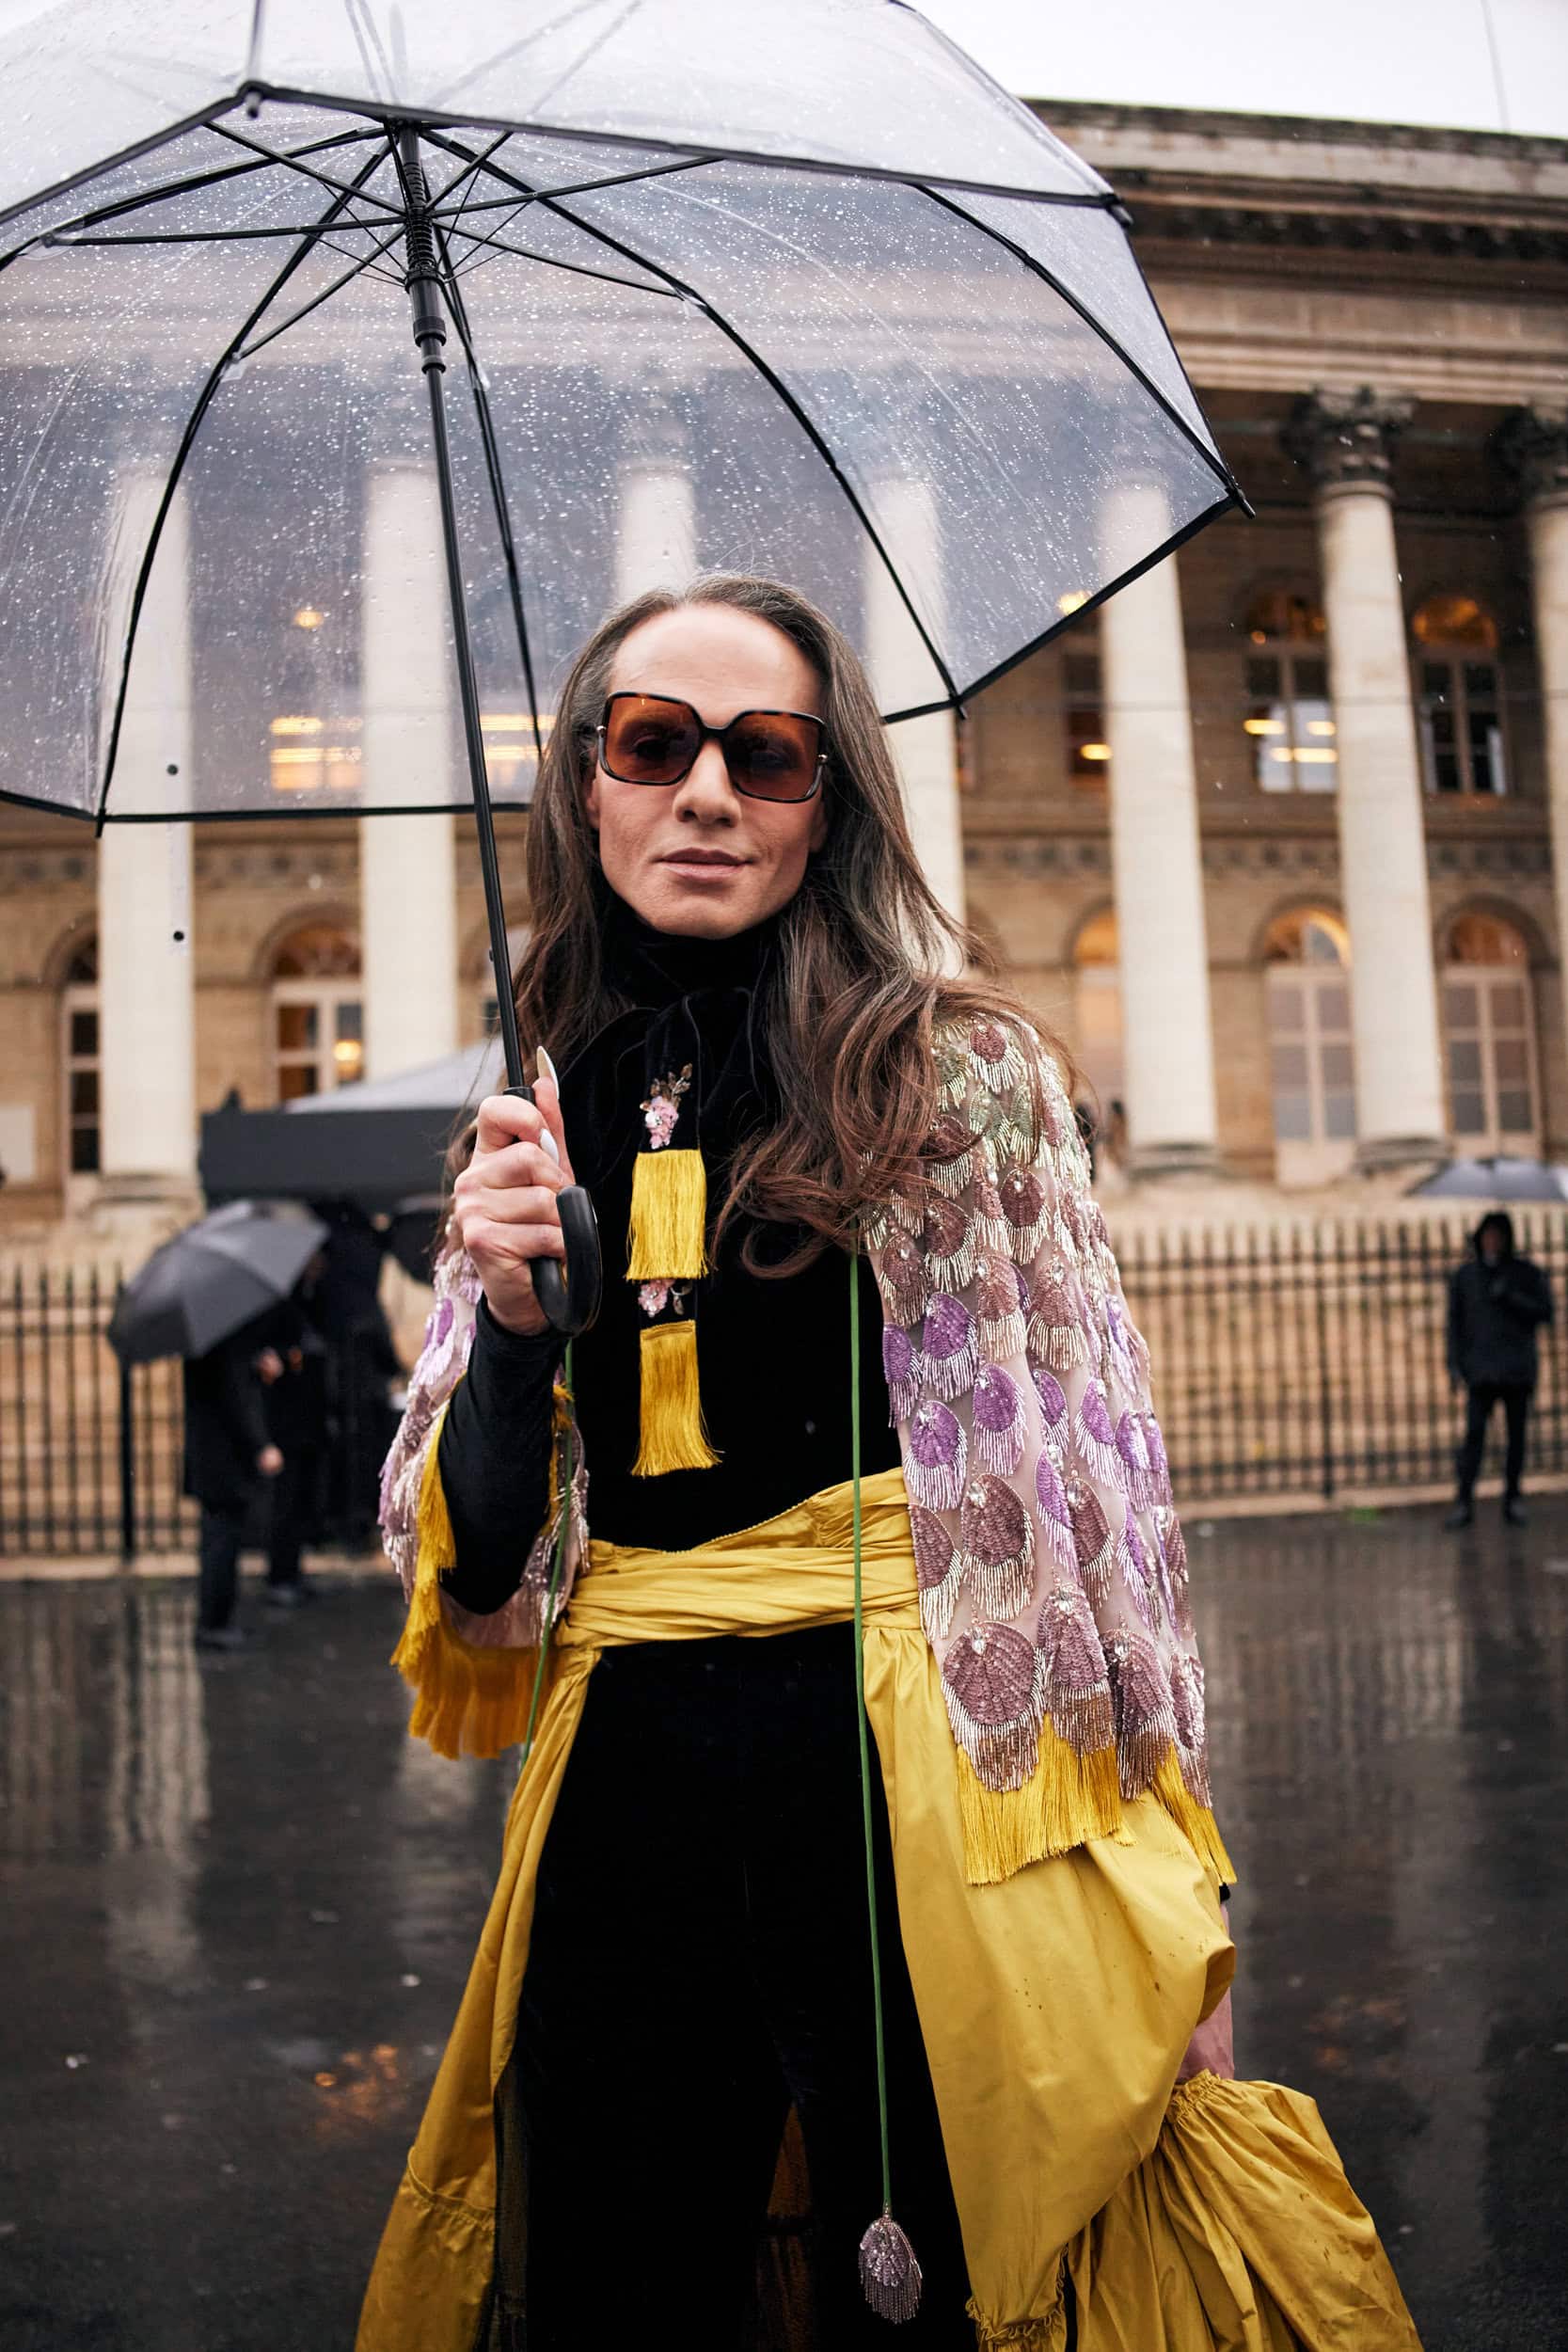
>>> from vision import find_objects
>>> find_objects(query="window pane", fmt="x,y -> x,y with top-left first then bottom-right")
70,1070 -> 98,1115
1469,717 -> 1507,796
1497,1089 -> 1533,1133
1323,1092 -> 1356,1140
1320,1042 -> 1354,1090
69,1009 -> 98,1057
1246,657 -> 1282,698
1444,984 -> 1479,1029
1272,1091 -> 1313,1141
1464,662 -> 1498,702
1492,1037 -> 1528,1084
1268,983 -> 1306,1034
1318,984 -> 1351,1031
277,1002 -> 318,1052
278,1062 -> 318,1101
1294,658 -> 1328,701
70,1124 -> 100,1174
335,1000 -> 363,1042
1490,983 -> 1526,1029
1448,1038 -> 1482,1085
1451,1089 -> 1487,1135
1063,655 -> 1101,697
1272,1043 -> 1310,1089
1422,663 -> 1450,701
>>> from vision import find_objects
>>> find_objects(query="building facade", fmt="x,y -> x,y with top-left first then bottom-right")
2,104 -> 1567,1231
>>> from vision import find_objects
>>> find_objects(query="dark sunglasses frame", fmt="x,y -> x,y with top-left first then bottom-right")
596,691 -> 828,803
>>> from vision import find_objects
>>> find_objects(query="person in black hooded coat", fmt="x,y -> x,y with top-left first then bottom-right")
1446,1210 -> 1554,1527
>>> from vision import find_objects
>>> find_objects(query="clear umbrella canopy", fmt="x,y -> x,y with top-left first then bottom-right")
0,0 -> 1242,823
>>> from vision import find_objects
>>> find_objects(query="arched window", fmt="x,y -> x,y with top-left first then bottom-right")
270,923 -> 362,1101
1242,590 -> 1334,793
1442,913 -> 1537,1149
60,936 -> 100,1181
1412,595 -> 1507,796
1263,909 -> 1355,1184
1072,909 -> 1123,1118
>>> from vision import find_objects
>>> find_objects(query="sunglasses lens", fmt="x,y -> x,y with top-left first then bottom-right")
724,714 -> 821,801
603,696 -> 701,784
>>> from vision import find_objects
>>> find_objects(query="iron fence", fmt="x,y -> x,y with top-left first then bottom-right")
1117,1209 -> 1568,1504
4,1215 -> 1568,1557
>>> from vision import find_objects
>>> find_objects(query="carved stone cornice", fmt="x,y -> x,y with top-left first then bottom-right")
1283,388 -> 1415,495
1494,405 -> 1568,510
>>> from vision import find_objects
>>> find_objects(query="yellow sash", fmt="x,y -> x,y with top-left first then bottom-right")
358,1471 -> 1418,2351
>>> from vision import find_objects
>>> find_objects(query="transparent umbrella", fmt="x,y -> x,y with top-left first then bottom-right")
0,0 -> 1245,1338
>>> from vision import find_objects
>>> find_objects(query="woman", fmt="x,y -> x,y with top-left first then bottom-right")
361,579 -> 1419,2351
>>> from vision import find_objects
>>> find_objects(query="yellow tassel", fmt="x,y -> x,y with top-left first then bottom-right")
626,1148 -> 708,1280
632,1319 -> 721,1475
1149,1749 -> 1238,1885
955,1724 -> 1125,1887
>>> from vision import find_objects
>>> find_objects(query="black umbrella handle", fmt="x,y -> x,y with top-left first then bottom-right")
503,1083 -> 602,1337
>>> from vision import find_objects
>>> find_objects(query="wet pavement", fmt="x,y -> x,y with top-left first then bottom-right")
3,1502 -> 1566,2352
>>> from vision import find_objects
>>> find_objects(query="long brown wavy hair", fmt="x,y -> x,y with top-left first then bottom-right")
487,575 -> 1065,1273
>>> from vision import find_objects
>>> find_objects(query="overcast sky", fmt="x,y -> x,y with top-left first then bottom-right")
918,0 -> 1568,138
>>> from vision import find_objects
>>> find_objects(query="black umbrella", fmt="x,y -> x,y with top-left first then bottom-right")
107,1199 -> 328,1365
0,3 -> 1244,1345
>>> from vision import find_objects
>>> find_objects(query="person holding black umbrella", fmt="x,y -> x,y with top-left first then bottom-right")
361,580 -> 1418,2352
1446,1211 -> 1555,1529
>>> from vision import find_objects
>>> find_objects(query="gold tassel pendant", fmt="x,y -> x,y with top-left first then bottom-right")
632,1320 -> 721,1475
626,1148 -> 708,1280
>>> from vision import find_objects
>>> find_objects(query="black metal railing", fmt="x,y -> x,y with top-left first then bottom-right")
5,1216 -> 1568,1556
0,1264 -> 193,1560
1117,1210 -> 1568,1504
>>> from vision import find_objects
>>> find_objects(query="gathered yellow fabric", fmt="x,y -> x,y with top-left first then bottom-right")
360,1470 -> 1418,2352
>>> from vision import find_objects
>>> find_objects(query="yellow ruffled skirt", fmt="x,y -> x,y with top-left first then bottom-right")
358,1468 -> 1421,2352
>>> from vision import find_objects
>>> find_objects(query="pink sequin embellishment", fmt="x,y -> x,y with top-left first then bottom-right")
921,1293 -> 978,1400
971,1364 -> 1026,1475
907,1399 -> 966,1513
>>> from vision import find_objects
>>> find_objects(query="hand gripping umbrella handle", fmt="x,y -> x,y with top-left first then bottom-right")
502,1083 -> 603,1338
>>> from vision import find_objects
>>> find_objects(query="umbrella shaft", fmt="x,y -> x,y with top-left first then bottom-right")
398,127 -> 526,1096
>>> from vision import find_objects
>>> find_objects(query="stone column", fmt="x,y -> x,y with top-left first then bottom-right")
614,415 -> 696,603
1286,389 -> 1448,1171
1100,483 -> 1219,1176
1501,407 -> 1568,1094
861,481 -> 965,924
95,477 -> 198,1225
360,458 -> 459,1080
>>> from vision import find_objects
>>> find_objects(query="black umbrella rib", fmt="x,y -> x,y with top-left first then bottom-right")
94,140 -> 395,832
207,120 -> 407,224
434,225 -> 546,769
20,126 -> 384,249
420,129 -> 962,711
0,96 -> 244,235
431,153 -> 713,219
440,218 -> 680,295
237,225 -> 412,358
915,184 -> 1243,504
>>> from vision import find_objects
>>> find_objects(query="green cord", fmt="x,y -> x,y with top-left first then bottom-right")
519,1338 -> 574,1772
849,1246 -> 895,2217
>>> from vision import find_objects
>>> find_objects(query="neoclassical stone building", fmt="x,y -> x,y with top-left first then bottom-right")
2,101 -> 1566,1230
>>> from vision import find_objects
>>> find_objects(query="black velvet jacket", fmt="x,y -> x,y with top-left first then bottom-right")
438,891 -> 896,1613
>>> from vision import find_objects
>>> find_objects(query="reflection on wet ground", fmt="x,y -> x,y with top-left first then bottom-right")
2,1502 -> 1566,2350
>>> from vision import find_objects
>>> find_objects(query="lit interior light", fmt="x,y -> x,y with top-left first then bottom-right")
1250,629 -> 1267,644
481,710 -> 555,734
271,715 -> 324,737
1244,718 -> 1285,736
1057,591 -> 1089,616
1078,742 -> 1111,762
1292,747 -> 1338,764
1307,719 -> 1337,736
293,606 -> 326,629
332,1039 -> 363,1067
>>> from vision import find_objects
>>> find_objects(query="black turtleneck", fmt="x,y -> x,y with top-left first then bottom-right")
437,891 -> 897,1613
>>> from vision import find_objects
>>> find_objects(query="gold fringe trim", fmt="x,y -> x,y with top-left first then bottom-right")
626,1147 -> 708,1279
1148,1747 -> 1237,1884
632,1318 -> 721,1476
956,1722 -> 1127,1887
390,1432 -> 536,1760
956,1724 -> 1236,1889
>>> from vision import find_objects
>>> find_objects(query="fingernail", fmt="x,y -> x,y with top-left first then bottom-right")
536,1044 -> 559,1090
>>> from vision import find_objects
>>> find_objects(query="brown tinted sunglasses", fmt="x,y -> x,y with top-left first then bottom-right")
597,692 -> 827,803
